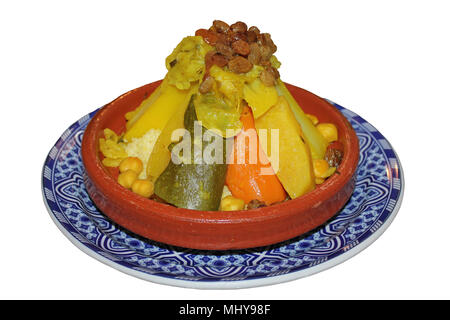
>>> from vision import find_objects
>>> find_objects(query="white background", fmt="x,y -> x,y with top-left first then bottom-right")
1,0 -> 449,299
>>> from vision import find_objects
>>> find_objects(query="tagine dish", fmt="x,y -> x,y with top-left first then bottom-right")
81,20 -> 360,250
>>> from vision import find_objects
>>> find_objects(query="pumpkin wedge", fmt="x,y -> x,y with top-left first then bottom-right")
255,96 -> 315,199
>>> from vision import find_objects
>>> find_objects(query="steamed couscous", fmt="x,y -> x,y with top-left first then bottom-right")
124,129 -> 161,179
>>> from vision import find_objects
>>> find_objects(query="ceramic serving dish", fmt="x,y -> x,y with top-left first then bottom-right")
81,80 -> 359,250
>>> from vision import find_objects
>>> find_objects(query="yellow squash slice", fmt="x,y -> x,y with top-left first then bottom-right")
123,83 -> 190,142
146,87 -> 197,181
255,96 -> 315,199
243,78 -> 278,119
276,80 -> 328,160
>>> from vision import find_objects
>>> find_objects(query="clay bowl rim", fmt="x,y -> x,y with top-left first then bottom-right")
81,81 -> 359,226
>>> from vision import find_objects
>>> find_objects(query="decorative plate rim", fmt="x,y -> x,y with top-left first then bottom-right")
41,100 -> 404,289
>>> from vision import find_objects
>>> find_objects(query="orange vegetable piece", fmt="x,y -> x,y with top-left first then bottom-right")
225,106 -> 287,205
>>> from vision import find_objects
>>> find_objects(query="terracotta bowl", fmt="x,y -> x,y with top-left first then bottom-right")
81,80 -> 359,250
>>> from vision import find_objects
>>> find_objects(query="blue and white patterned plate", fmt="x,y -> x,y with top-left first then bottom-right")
41,101 -> 404,289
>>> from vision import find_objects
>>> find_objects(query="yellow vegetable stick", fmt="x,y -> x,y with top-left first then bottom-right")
243,78 -> 279,119
146,86 -> 197,181
123,82 -> 190,142
125,77 -> 168,130
276,80 -> 328,160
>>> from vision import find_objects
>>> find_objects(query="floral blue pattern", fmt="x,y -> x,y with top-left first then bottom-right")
41,101 -> 403,288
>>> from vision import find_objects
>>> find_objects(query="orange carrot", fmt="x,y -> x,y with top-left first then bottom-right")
226,106 -> 287,205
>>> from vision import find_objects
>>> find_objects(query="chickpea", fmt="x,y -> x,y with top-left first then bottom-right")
313,159 -> 330,178
119,157 -> 143,175
316,123 -> 338,143
220,196 -> 245,211
313,159 -> 337,179
117,170 -> 138,189
315,177 -> 325,185
131,179 -> 154,198
306,113 -> 319,125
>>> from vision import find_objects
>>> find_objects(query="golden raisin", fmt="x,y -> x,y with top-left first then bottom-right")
266,66 -> 280,79
260,69 -> 276,86
246,30 -> 257,43
325,147 -> 343,167
230,21 -> 247,33
229,32 -> 248,42
199,76 -> 215,94
246,199 -> 267,209
248,26 -> 260,35
204,50 -> 216,71
195,28 -> 218,45
212,53 -> 228,67
213,20 -> 230,33
259,45 -> 273,63
215,42 -> 234,59
232,39 -> 250,56
216,32 -> 230,46
247,43 -> 262,65
257,33 -> 277,54
228,56 -> 253,73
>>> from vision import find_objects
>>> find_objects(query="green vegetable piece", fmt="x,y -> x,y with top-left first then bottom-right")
194,92 -> 242,138
154,98 -> 228,211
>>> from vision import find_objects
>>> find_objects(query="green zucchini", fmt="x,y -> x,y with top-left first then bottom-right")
154,97 -> 228,211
